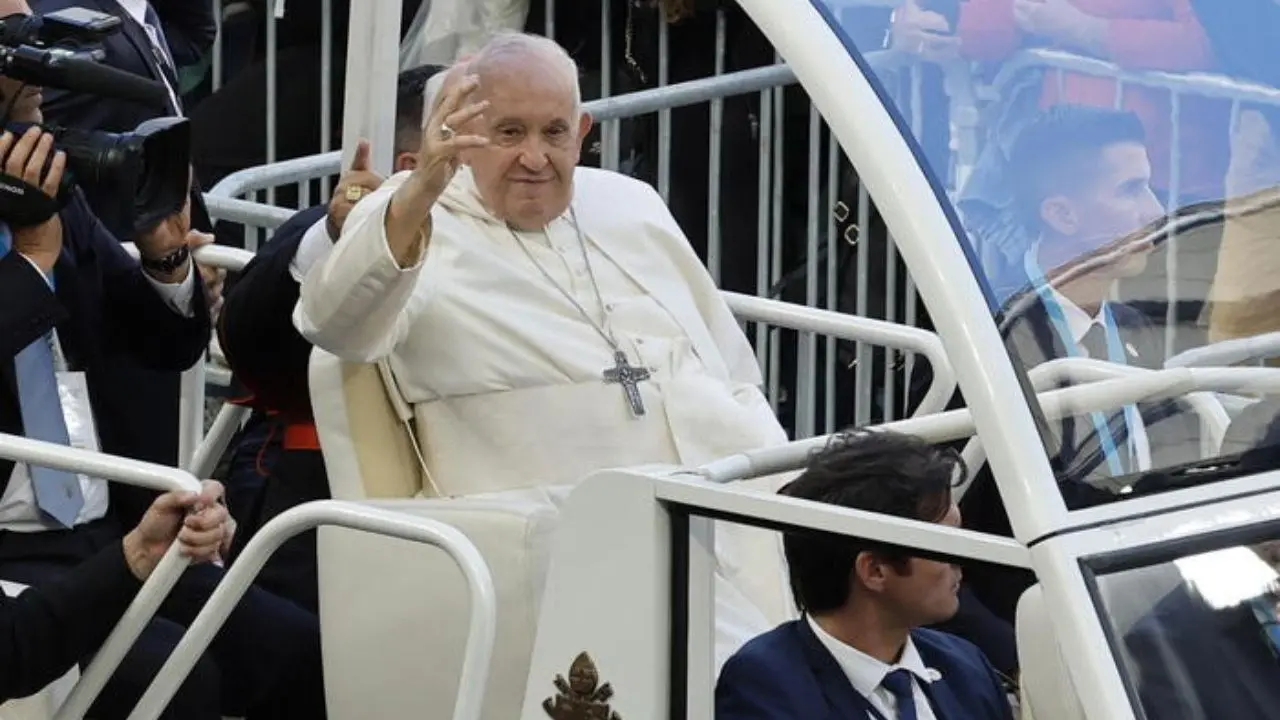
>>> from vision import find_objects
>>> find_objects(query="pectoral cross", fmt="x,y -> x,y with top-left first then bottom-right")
603,350 -> 650,417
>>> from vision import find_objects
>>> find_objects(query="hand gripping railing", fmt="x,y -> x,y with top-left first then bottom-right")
0,433 -> 202,719
125,500 -> 497,720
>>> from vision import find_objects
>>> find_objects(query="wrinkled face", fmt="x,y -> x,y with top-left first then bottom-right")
462,54 -> 591,231
0,0 -> 39,124
1042,141 -> 1164,278
861,503 -> 963,628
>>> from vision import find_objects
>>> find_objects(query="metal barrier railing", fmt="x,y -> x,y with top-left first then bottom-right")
979,47 -> 1280,360
126,500 -> 497,720
0,433 -> 201,719
190,8 -> 1280,458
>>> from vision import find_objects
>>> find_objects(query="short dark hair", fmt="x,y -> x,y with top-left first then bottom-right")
780,430 -> 964,614
1009,105 -> 1147,231
394,64 -> 446,155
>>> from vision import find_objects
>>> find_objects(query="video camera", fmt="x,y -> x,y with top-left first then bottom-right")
0,8 -> 189,236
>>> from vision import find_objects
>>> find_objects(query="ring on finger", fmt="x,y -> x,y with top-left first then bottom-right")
344,184 -> 364,202
440,122 -> 456,141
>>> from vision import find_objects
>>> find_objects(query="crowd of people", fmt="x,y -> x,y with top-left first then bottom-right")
0,0 -> 1279,718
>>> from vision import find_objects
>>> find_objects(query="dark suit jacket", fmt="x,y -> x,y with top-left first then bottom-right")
0,542 -> 141,701
0,190 -> 209,553
1125,585 -> 1280,720
218,204 -> 325,422
40,0 -> 215,126
35,0 -> 215,479
716,619 -> 1013,719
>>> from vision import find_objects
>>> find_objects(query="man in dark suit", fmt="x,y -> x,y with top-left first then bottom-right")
35,0 -> 217,486
716,430 -> 1013,720
0,65 -> 324,717
217,64 -> 440,613
927,106 -> 1205,623
0,480 -> 231,703
1124,542 -> 1280,719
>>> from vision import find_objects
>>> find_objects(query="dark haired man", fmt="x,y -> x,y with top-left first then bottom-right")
217,63 -> 444,612
959,106 -> 1201,623
716,430 -> 1013,720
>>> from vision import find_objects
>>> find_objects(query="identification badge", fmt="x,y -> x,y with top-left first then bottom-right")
56,371 -> 101,455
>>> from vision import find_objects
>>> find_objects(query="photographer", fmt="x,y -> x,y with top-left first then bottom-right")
0,66 -> 324,719
32,0 -> 219,490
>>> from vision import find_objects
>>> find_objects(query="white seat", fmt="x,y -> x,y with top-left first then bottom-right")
310,349 -> 558,719
0,581 -> 79,720
1016,584 -> 1085,720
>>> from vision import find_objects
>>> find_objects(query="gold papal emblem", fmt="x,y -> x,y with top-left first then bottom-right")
542,652 -> 622,720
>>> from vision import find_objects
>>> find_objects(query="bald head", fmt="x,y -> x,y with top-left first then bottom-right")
459,33 -> 591,231
469,33 -> 581,115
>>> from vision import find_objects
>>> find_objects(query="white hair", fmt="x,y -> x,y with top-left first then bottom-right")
421,69 -> 449,125
470,32 -> 582,115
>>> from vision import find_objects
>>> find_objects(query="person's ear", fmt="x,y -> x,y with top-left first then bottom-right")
1040,195 -> 1079,237
394,151 -> 418,173
854,551 -> 891,593
577,112 -> 594,146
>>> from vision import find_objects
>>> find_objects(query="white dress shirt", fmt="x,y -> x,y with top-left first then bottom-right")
1042,284 -> 1153,471
290,218 -> 334,283
807,615 -> 940,720
0,256 -> 197,531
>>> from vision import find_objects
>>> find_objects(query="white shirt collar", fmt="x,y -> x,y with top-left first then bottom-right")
1028,241 -> 1107,345
115,0 -> 149,27
806,615 -> 934,697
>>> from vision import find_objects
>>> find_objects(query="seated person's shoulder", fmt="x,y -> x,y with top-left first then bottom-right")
719,623 -> 806,682
575,167 -> 666,207
717,623 -> 812,709
913,627 -> 1006,688
914,626 -> 989,665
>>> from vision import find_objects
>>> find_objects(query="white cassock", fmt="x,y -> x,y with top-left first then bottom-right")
295,164 -> 793,668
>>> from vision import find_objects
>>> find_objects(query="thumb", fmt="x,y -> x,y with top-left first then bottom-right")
150,489 -> 199,516
188,230 -> 216,248
351,139 -> 372,172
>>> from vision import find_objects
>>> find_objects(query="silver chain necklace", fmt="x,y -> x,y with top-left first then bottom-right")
508,207 -> 652,417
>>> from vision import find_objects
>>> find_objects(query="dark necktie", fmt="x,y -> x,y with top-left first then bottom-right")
0,227 -> 85,527
880,669 -> 920,720
1079,322 -> 1109,360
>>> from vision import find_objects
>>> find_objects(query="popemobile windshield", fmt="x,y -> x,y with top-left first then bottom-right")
792,1 -> 1280,717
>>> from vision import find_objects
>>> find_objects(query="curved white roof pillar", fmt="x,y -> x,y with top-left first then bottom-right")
341,0 -> 403,175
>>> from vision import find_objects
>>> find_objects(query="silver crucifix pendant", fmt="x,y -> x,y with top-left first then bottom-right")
602,350 -> 651,417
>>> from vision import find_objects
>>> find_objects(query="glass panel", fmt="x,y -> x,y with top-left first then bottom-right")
1091,532 -> 1280,719
810,0 -> 1280,508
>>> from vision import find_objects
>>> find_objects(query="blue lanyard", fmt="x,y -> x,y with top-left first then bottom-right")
1024,250 -> 1141,477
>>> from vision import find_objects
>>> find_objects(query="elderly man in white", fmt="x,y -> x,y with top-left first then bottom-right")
295,32 -> 790,666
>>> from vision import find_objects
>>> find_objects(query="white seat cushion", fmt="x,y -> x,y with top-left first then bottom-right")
317,490 -> 562,720
1015,585 -> 1084,720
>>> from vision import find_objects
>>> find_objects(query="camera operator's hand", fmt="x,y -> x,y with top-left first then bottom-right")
1,127 -> 67,274
190,231 -> 225,321
327,139 -> 385,241
136,193 -> 193,284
